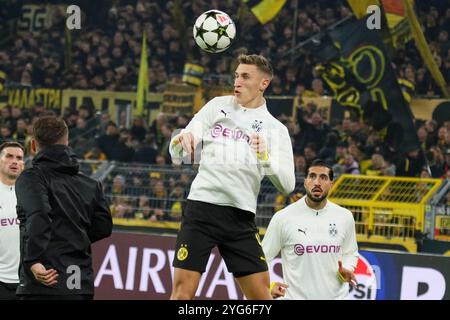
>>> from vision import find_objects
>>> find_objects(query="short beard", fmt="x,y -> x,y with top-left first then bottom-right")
306,190 -> 328,203
6,172 -> 20,180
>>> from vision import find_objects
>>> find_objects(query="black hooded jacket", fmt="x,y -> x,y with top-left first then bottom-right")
15,144 -> 112,296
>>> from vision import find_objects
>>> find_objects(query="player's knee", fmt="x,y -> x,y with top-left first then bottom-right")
170,286 -> 195,300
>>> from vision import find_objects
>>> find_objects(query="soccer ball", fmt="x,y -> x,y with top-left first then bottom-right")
193,10 -> 236,53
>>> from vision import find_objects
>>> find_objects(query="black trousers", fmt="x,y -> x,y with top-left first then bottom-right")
0,281 -> 18,300
20,294 -> 94,300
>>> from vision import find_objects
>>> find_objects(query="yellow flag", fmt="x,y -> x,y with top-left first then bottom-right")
243,0 -> 286,24
136,31 -> 148,115
182,63 -> 204,87
347,0 -> 379,19
402,0 -> 449,98
347,0 -> 414,50
0,70 -> 6,93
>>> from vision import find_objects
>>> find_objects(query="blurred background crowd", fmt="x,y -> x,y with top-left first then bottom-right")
0,0 -> 449,222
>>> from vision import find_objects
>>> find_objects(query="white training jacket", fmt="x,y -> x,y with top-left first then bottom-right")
169,95 -> 295,214
262,196 -> 359,299
0,181 -> 20,283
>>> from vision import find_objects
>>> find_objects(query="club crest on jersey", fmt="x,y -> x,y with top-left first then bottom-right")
329,223 -> 338,237
252,120 -> 263,132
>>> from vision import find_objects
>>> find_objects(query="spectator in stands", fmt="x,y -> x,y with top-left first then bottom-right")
294,155 -> 307,176
318,132 -> 338,163
303,143 -> 318,167
120,196 -> 135,219
396,149 -> 427,177
295,107 -> 330,152
148,179 -> 168,221
0,126 -> 13,144
366,153 -> 394,176
443,148 -> 450,176
13,118 -> 28,144
167,183 -> 185,222
159,123 -> 174,160
417,126 -> 429,150
110,174 -> 127,197
130,117 -> 147,142
134,195 -> 153,220
109,128 -> 135,162
342,154 -> 360,175
424,120 -> 439,146
97,122 -> 119,160
133,134 -> 158,164
437,126 -> 449,150
130,174 -> 146,197
334,141 -> 348,164
428,146 -> 445,178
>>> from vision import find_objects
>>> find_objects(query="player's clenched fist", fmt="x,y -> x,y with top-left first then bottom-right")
251,133 -> 268,160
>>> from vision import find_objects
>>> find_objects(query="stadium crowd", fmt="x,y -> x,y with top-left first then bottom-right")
0,0 -> 450,223
1,0 -> 449,94
1,100 -> 449,221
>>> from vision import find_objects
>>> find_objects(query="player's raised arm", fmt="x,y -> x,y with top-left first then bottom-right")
169,98 -> 219,164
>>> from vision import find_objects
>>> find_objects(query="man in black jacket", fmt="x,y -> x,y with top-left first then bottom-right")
15,115 -> 112,300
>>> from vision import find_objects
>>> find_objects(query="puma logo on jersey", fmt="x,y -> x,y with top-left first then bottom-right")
298,228 -> 307,236
220,109 -> 229,117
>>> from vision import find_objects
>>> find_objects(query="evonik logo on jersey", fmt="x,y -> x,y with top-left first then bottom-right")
0,218 -> 20,227
294,244 -> 341,256
170,125 -> 283,167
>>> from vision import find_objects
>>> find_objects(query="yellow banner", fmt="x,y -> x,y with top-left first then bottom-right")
62,89 -> 162,118
161,84 -> 198,115
6,87 -> 62,109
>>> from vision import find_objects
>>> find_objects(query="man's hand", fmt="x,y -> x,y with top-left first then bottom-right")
337,260 -> 357,288
30,263 -> 58,286
173,132 -> 196,162
251,134 -> 268,160
270,281 -> 288,298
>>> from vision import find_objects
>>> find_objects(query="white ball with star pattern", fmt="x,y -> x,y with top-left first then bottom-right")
193,10 -> 236,53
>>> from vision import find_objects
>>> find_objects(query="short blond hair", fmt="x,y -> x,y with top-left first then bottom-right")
237,54 -> 273,79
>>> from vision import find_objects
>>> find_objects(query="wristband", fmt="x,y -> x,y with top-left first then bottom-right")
337,271 -> 346,283
256,150 -> 269,161
269,281 -> 276,292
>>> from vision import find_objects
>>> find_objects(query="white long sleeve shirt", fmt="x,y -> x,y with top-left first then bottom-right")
0,182 -> 20,283
169,95 -> 295,213
262,197 -> 359,300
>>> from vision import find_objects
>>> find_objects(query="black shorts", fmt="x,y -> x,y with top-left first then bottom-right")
172,200 -> 268,277
0,281 -> 18,300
